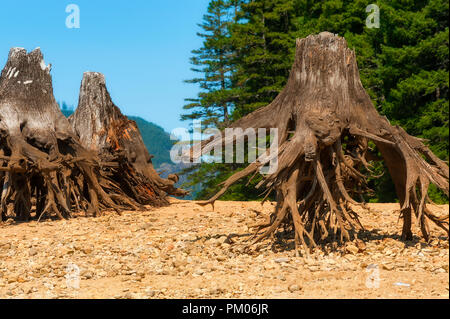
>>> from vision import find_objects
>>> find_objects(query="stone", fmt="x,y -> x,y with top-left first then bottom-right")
288,284 -> 302,293
277,274 -> 286,281
382,263 -> 394,271
274,257 -> 290,264
346,244 -> 359,255
193,269 -> 205,276
209,287 -> 223,295
434,268 -> 446,274
29,248 -> 38,256
123,292 -> 136,299
355,239 -> 366,252
82,247 -> 94,254
82,270 -> 94,279
145,288 -> 156,297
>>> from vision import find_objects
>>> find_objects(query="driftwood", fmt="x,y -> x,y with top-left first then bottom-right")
191,33 -> 449,253
0,48 -> 185,221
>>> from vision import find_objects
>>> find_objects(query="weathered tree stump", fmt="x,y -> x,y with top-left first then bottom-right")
192,33 -> 449,253
0,48 -> 185,221
69,72 -> 188,206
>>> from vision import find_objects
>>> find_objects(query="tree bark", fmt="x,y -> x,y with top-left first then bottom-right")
69,72 -> 188,205
192,32 -> 449,252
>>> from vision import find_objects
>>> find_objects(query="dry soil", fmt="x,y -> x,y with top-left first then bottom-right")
0,199 -> 448,299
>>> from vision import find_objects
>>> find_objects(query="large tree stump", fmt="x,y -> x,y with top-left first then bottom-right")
192,33 -> 449,253
69,72 -> 187,206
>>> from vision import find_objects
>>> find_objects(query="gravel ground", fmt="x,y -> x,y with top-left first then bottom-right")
0,199 -> 448,299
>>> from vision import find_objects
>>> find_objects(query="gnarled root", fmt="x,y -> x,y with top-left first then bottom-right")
0,139 -> 143,221
192,33 -> 449,254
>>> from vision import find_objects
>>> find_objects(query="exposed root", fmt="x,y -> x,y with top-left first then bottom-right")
191,33 -> 449,255
0,48 -> 185,222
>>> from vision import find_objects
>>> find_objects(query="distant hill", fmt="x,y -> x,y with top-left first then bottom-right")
61,108 -> 174,168
127,116 -> 174,167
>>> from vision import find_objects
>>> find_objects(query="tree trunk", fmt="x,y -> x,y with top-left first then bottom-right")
69,72 -> 187,205
0,48 -> 184,222
192,32 -> 449,253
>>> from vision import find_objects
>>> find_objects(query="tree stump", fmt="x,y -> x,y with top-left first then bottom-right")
0,48 -> 184,221
193,32 -> 449,253
69,72 -> 187,206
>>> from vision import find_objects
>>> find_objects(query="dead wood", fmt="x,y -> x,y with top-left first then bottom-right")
69,72 -> 188,206
0,48 -> 185,222
190,32 -> 449,253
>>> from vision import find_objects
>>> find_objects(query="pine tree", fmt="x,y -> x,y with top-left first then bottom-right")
182,0 -> 237,129
230,0 -> 300,119
181,0 -> 249,200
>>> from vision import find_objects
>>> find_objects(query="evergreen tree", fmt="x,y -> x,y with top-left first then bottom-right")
231,0 -> 300,119
182,0 -> 237,129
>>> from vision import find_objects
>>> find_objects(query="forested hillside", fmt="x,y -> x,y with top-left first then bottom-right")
182,0 -> 449,203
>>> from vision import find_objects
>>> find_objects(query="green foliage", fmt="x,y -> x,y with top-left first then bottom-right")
182,0 -> 240,128
230,0 -> 300,118
184,0 -> 449,203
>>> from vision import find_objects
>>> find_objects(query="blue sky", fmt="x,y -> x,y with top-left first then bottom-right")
0,0 -> 209,132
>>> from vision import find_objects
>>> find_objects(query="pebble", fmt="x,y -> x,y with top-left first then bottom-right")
288,284 -> 302,293
355,240 -> 366,252
277,274 -> 286,281
216,256 -> 227,262
382,263 -> 394,271
209,287 -> 223,295
274,257 -> 290,264
346,244 -> 359,255
123,292 -> 136,299
29,248 -> 38,256
82,270 -> 94,279
0,202 -> 447,299
193,269 -> 205,276
434,268 -> 446,274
